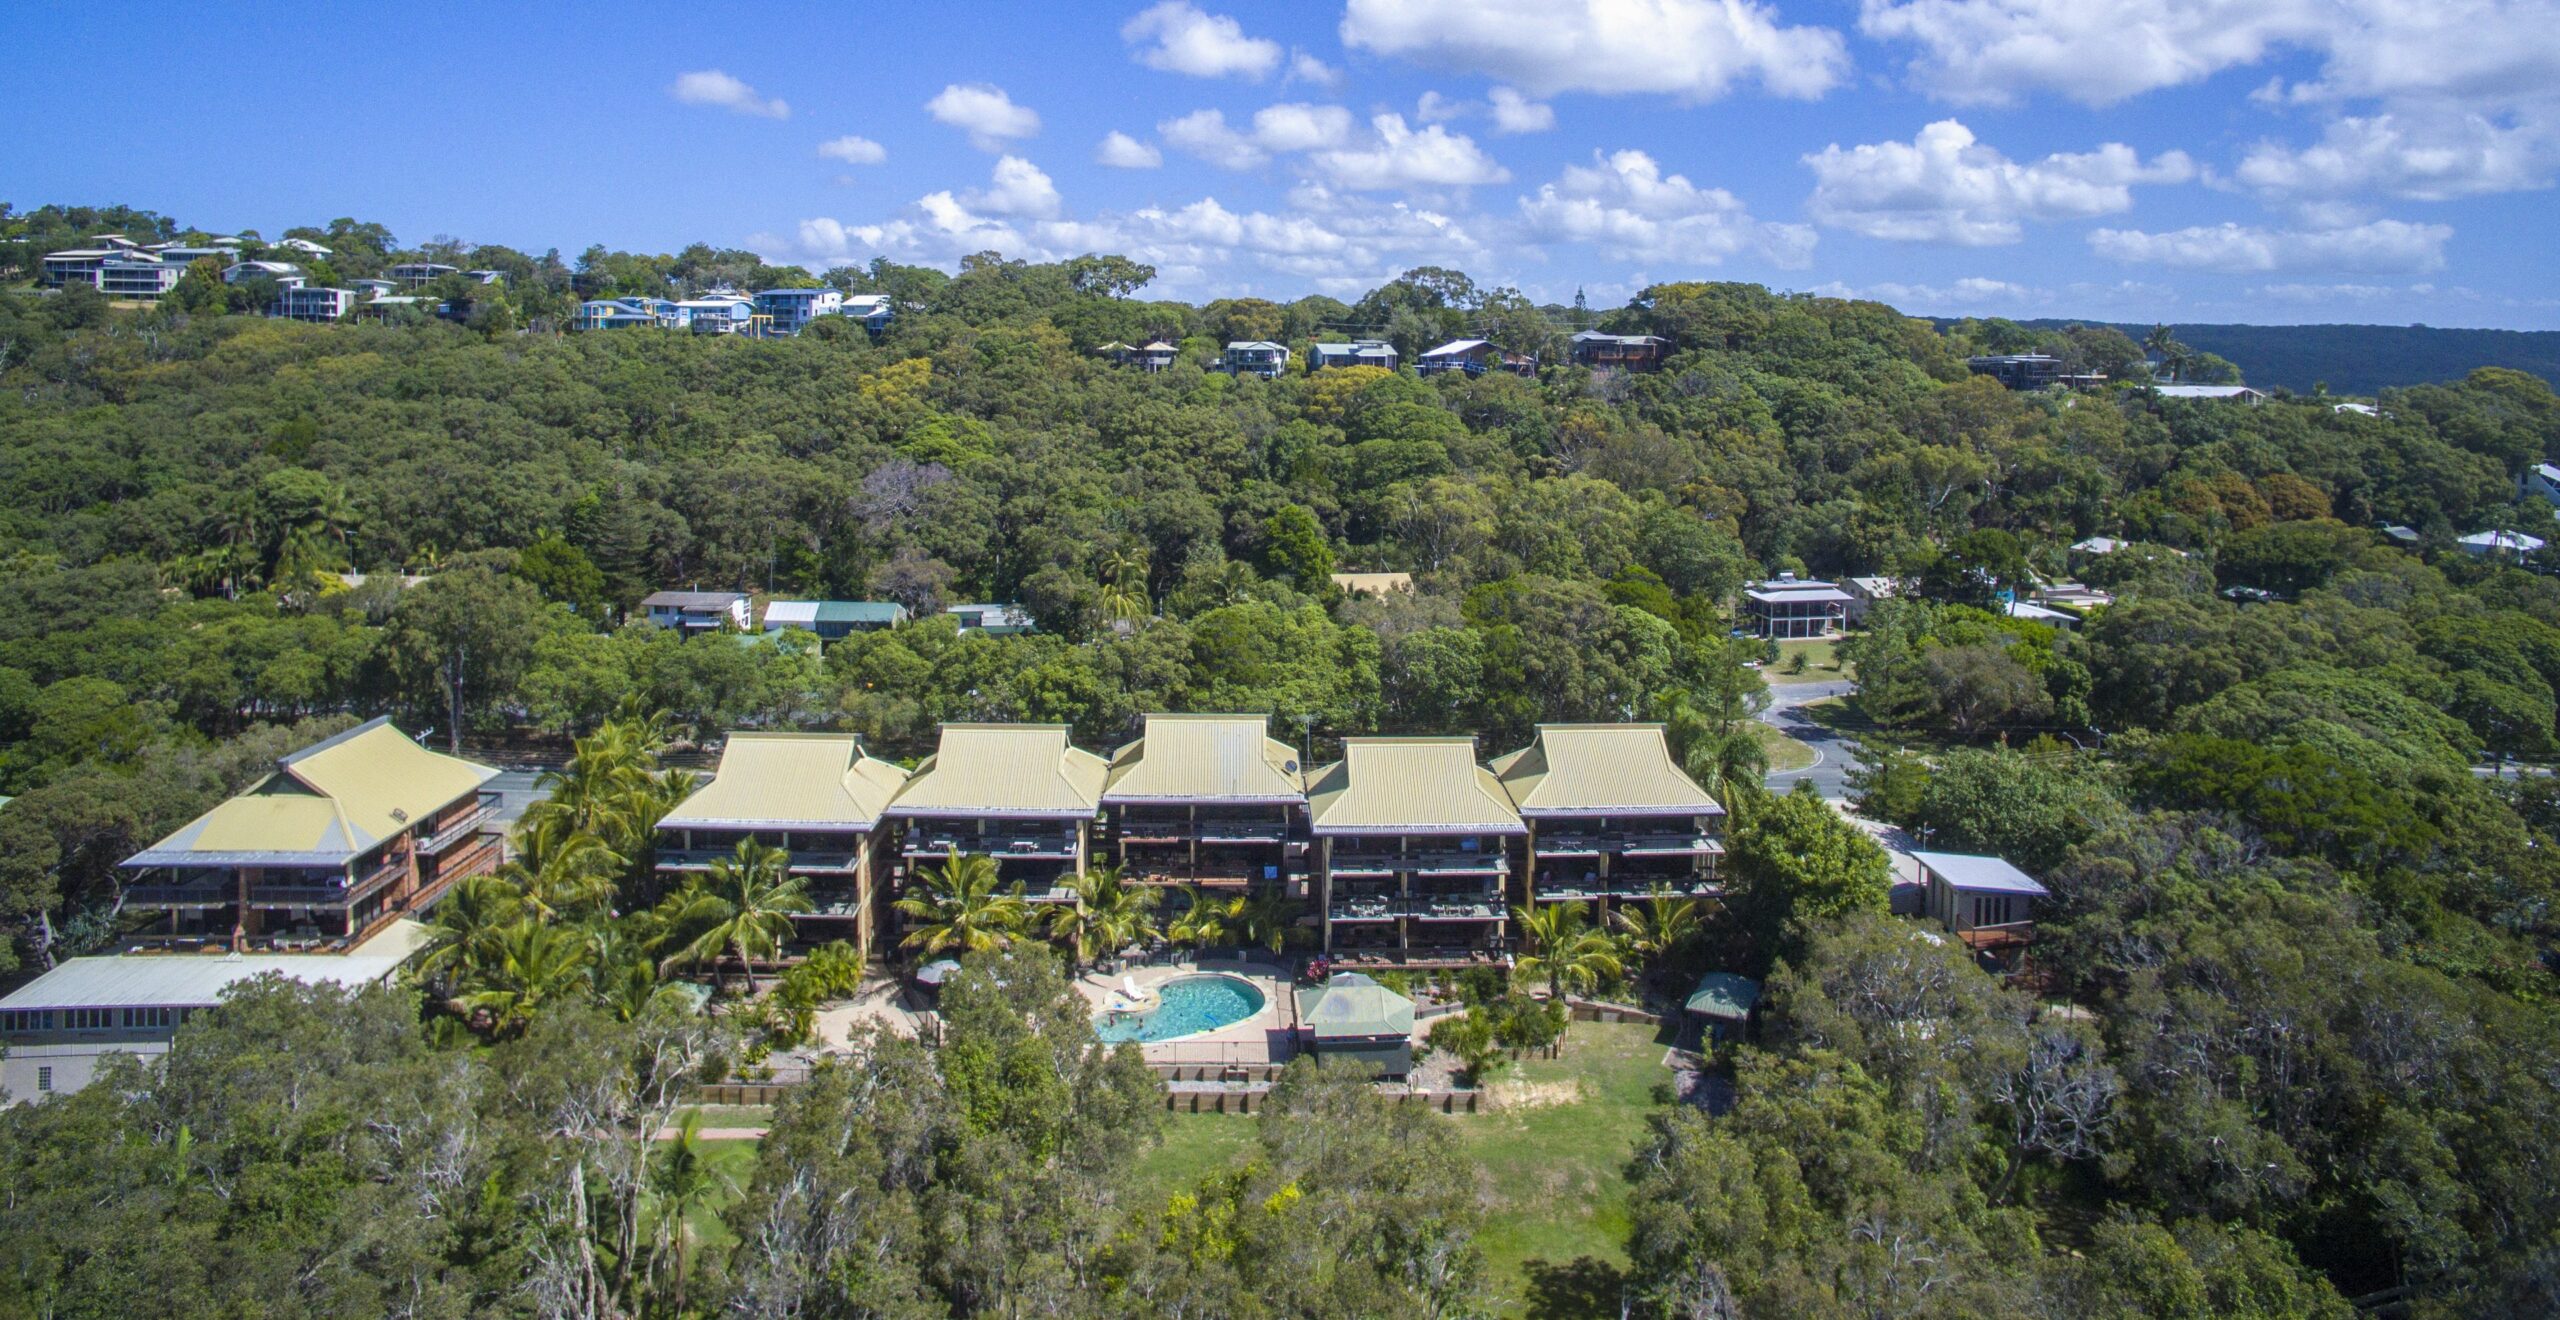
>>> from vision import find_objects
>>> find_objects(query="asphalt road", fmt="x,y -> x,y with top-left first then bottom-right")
483,768 -> 555,826
1759,679 -> 1860,800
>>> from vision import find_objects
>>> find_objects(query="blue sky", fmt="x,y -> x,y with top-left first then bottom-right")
9,0 -> 2558,328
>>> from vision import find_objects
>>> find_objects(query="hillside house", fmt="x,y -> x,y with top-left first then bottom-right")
387,262 -> 459,287
223,260 -> 304,287
640,590 -> 751,633
1310,340 -> 1398,371
762,599 -> 909,640
947,602 -> 1035,635
2153,384 -> 2265,404
97,257 -> 182,299
117,720 -> 502,954
1569,331 -> 1669,371
2521,463 -> 2560,509
1912,850 -> 2048,973
1743,573 -> 1851,639
1966,354 -> 2064,391
274,286 -> 358,322
1417,339 -> 1535,377
1221,341 -> 1291,378
1137,340 -> 1178,372
754,287 -> 845,335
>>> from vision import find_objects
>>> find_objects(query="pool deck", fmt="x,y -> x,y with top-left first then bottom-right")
1074,958 -> 1298,1067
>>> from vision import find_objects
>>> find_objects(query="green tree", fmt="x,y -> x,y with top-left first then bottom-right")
892,849 -> 1032,956
654,838 -> 812,994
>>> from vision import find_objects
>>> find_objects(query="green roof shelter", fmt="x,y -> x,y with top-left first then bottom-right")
1685,972 -> 1762,1044
1294,972 -> 1417,1076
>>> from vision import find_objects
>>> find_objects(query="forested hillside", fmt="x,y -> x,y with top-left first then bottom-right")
1982,316 -> 2560,395
4,212 -> 2560,1316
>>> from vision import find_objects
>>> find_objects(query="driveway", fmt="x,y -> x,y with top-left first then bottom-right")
1759,679 -> 1859,799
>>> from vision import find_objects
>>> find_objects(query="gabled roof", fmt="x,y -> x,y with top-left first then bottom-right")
1685,972 -> 1760,1021
1571,330 -> 1667,345
641,590 -> 748,609
1490,724 -> 1721,818
887,724 -> 1108,819
1911,850 -> 2049,897
765,599 -> 907,628
660,732 -> 908,831
1420,338 -> 1490,357
1224,340 -> 1287,352
1306,738 -> 1523,836
1103,715 -> 1305,804
126,719 -> 495,868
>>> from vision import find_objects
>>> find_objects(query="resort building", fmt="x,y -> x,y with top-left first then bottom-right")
762,599 -> 910,640
1309,340 -> 1398,371
0,928 -> 421,1101
656,733 -> 910,959
39,247 -> 123,287
1911,850 -> 2048,973
1101,715 -> 1307,894
1568,331 -> 1669,371
97,256 -> 182,299
1307,737 -> 1524,969
1743,573 -> 1852,639
886,724 -> 1107,905
1494,724 -> 1724,914
1220,340 -> 1291,378
118,720 -> 502,953
640,590 -> 752,633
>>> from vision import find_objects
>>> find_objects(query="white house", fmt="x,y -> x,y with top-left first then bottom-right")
223,260 -> 304,287
639,590 -> 752,632
2153,384 -> 2266,405
2520,463 -> 2560,509
274,286 -> 358,322
96,256 -> 182,299
2458,529 -> 2547,560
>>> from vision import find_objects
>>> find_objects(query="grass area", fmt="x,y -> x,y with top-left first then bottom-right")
1130,1020 -> 1675,1319
672,1103 -> 774,1129
1762,637 -> 1851,685
1749,719 -> 1819,773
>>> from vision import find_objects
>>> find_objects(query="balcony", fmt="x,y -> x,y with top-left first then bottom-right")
1324,946 -> 1508,971
124,880 -> 232,908
903,833 -> 1079,861
1536,831 -> 1722,858
659,848 -> 864,874
1327,850 -> 1509,878
1198,822 -> 1288,844
1405,898 -> 1504,922
1536,876 -> 1723,902
1328,898 -> 1400,922
416,797 -> 500,854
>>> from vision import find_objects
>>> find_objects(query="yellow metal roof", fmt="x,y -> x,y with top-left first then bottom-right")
887,724 -> 1107,819
127,719 -> 496,866
1490,724 -> 1724,817
1103,714 -> 1306,803
661,732 -> 909,830
1306,737 -> 1523,835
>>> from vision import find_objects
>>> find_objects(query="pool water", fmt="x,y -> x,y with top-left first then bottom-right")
1094,974 -> 1267,1043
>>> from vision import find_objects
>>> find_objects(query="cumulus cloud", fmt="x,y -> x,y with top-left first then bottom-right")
1517,148 -> 1816,267
668,69 -> 788,119
966,156 -> 1062,218
1289,52 -> 1344,88
1310,114 -> 1510,190
1810,277 -> 2043,308
2089,217 -> 2453,273
1122,2 -> 1283,79
1159,103 -> 1357,169
1160,109 -> 1268,169
1251,103 -> 1356,152
817,135 -> 886,165
1804,119 -> 2195,244
1095,131 -> 1163,169
2233,112 -> 2557,201
1342,0 -> 1850,101
927,83 -> 1040,151
1416,87 -> 1557,134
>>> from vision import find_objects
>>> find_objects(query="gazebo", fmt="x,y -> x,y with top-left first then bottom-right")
1294,972 -> 1416,1076
1684,972 -> 1761,1045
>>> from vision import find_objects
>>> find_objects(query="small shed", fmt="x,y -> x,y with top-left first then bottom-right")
1684,972 -> 1761,1045
1294,972 -> 1415,1076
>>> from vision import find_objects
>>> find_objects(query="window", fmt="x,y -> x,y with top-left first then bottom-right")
35,1067 -> 52,1092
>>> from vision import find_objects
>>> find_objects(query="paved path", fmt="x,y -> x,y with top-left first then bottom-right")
1759,679 -> 1860,799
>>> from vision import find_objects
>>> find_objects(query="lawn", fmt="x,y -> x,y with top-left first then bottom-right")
1762,638 -> 1852,685
1129,1020 -> 1675,1318
1748,719 -> 1819,773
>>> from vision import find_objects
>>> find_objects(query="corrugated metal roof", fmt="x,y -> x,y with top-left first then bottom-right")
641,590 -> 748,608
1911,851 -> 2049,897
660,732 -> 909,830
1421,339 -> 1489,357
1294,973 -> 1415,1039
887,724 -> 1107,818
0,950 -> 409,1011
1685,972 -> 1760,1020
1103,715 -> 1305,804
127,720 -> 494,867
1306,738 -> 1523,835
1490,724 -> 1722,817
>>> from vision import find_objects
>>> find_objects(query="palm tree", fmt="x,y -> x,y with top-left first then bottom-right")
645,1109 -> 740,1316
1233,889 -> 1303,956
414,873 -> 524,990
1096,544 -> 1151,623
455,919 -> 594,1036
1612,889 -> 1707,970
1165,885 -> 1234,957
892,849 -> 1033,957
655,839 -> 811,994
1047,865 -> 1162,969
1512,902 -> 1625,1001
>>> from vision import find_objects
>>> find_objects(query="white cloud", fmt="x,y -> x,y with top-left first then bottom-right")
1310,114 -> 1510,190
1804,119 -> 2195,245
927,83 -> 1041,151
1810,277 -> 2043,308
1517,148 -> 1816,267
668,69 -> 788,119
1122,1 -> 1284,79
816,135 -> 886,165
1160,109 -> 1268,169
1251,103 -> 1356,152
2089,217 -> 2454,273
966,156 -> 1062,218
2233,112 -> 2557,201
1289,52 -> 1344,88
1488,87 -> 1557,134
1341,0 -> 1850,101
1095,131 -> 1164,169
1416,91 -> 1467,123
2251,281 -> 2413,301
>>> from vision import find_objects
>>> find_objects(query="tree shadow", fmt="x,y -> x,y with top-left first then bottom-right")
1521,1255 -> 1629,1319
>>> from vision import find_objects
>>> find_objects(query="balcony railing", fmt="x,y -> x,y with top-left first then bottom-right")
1327,899 -> 1507,922
124,881 -> 232,908
1535,877 -> 1724,902
1324,946 -> 1509,970
416,799 -> 499,854
1328,851 -> 1509,877
660,848 -> 864,873
903,834 -> 1079,860
1536,831 -> 1723,857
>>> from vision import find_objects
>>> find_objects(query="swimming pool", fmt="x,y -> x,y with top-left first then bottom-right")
1094,974 -> 1267,1043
